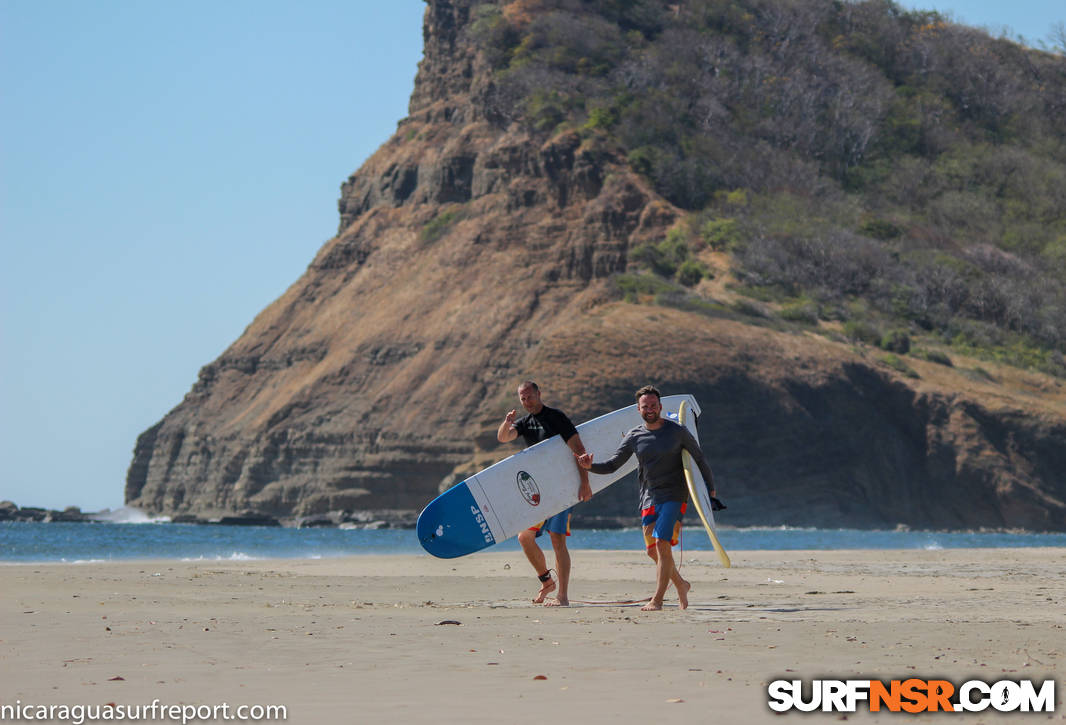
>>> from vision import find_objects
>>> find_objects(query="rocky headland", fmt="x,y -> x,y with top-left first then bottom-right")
123,0 -> 1066,532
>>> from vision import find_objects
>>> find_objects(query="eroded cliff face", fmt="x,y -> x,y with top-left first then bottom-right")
126,0 -> 1066,530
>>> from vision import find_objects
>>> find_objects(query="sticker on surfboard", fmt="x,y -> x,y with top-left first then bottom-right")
516,471 -> 541,506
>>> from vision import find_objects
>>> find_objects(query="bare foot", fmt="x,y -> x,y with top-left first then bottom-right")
677,579 -> 691,610
640,599 -> 663,611
533,577 -> 556,604
543,597 -> 569,607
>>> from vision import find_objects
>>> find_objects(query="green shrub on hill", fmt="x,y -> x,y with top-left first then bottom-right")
916,349 -> 954,367
421,208 -> 463,244
630,228 -> 688,276
676,259 -> 710,287
612,272 -> 681,303
881,330 -> 912,354
879,353 -> 921,378
844,319 -> 883,346
779,298 -> 820,325
629,226 -> 713,288
699,218 -> 742,252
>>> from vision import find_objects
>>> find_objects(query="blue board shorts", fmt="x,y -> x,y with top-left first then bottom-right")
529,508 -> 572,537
641,501 -> 686,548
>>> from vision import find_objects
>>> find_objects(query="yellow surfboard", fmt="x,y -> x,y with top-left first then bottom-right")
678,400 -> 731,568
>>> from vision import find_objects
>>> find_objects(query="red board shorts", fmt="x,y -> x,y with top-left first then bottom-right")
641,501 -> 686,548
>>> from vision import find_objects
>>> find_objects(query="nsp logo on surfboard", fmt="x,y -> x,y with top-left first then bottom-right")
516,471 -> 541,506
767,678 -> 1055,713
468,505 -> 494,544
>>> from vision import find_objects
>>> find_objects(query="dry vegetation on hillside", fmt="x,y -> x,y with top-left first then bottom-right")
470,0 -> 1066,377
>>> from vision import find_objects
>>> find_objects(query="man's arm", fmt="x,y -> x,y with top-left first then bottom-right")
565,433 -> 592,502
577,435 -> 634,475
497,409 -> 519,443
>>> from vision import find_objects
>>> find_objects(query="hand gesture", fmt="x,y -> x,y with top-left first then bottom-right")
576,452 -> 593,470
503,409 -> 517,426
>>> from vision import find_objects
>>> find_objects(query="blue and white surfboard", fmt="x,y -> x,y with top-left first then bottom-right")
417,395 -> 701,558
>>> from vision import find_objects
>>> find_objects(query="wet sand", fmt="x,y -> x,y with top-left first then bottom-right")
2,548 -> 1063,723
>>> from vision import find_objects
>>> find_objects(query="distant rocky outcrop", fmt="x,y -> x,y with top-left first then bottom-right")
0,502 -> 91,523
125,0 -> 1066,531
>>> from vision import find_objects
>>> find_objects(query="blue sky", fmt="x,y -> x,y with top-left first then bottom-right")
896,0 -> 1063,45
1,1 -> 425,511
1,1 -> 1062,513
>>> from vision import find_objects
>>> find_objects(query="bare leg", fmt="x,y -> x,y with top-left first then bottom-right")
518,529 -> 555,602
544,532 -> 570,606
659,539 -> 689,609
642,527 -> 689,611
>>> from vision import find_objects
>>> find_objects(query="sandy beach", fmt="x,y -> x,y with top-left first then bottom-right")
2,548 -> 1063,723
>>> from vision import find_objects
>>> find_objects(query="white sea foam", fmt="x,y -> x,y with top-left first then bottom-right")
91,507 -> 171,524
180,552 -> 261,562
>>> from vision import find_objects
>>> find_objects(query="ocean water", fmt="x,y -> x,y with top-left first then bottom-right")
2,520 -> 1064,563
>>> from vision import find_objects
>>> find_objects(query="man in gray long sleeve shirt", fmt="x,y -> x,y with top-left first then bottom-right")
578,385 -> 716,611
